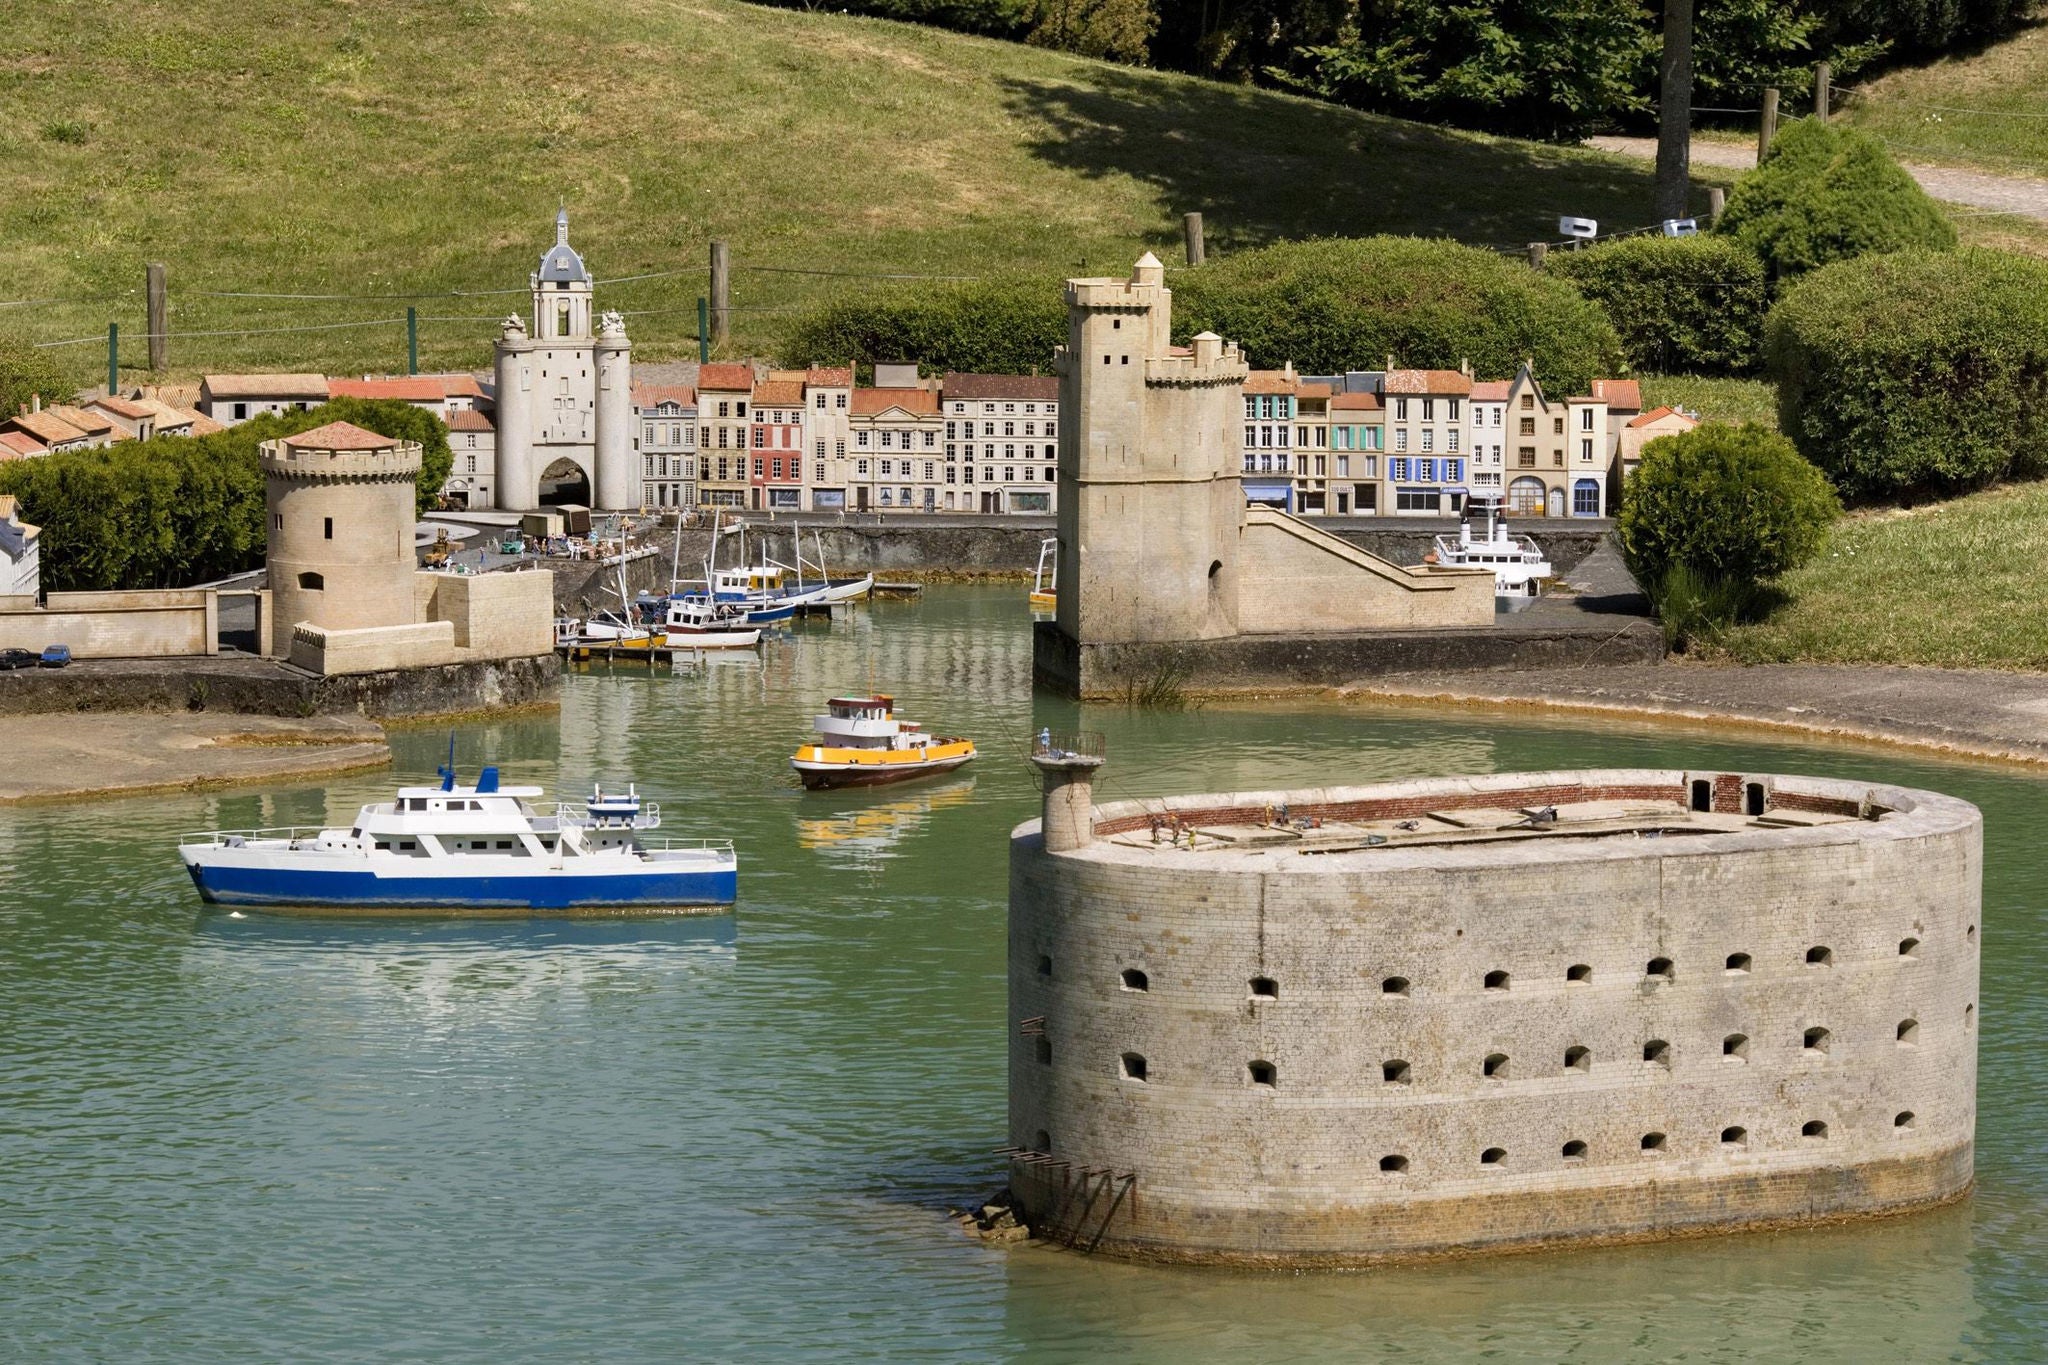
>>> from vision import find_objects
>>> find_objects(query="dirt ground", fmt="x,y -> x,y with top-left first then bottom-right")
0,712 -> 389,804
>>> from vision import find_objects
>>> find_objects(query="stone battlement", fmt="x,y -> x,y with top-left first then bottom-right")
1007,767 -> 1981,1265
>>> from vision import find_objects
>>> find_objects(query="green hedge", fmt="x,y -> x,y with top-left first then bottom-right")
1172,237 -> 1624,392
1766,247 -> 2048,503
1716,118 -> 1955,283
1548,236 -> 1768,377
0,399 -> 454,592
779,237 -> 1626,393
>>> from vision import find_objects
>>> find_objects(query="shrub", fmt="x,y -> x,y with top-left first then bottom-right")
1618,422 -> 1839,643
1766,247 -> 2048,502
778,279 -> 1065,381
0,398 -> 455,591
1548,236 -> 1768,376
1715,118 -> 1955,283
1173,237 -> 1624,392
0,341 -> 78,420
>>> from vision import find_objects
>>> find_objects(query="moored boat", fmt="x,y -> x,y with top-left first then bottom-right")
1029,537 -> 1056,613
791,694 -> 976,790
1426,497 -> 1553,609
179,761 -> 737,912
663,596 -> 762,649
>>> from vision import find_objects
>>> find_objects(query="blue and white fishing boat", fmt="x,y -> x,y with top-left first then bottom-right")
179,759 -> 737,912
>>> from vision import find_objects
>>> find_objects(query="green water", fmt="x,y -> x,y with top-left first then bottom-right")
2,586 -> 2042,1362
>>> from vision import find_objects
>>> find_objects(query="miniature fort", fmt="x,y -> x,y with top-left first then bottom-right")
1007,750 -> 1980,1265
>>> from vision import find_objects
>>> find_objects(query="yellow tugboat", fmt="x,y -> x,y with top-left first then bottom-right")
791,695 -> 977,790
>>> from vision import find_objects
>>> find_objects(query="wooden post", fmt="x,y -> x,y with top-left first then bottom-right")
1708,186 -> 1726,226
1527,242 -> 1548,270
1182,212 -> 1205,267
406,306 -> 418,375
107,322 -> 118,395
698,297 -> 709,365
1758,87 -> 1780,162
709,239 -> 730,349
1815,62 -> 1831,119
145,262 -> 167,372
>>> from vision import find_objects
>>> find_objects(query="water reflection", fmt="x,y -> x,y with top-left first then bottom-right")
796,778 -> 978,868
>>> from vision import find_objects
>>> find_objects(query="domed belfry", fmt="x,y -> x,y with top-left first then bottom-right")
493,209 -> 634,510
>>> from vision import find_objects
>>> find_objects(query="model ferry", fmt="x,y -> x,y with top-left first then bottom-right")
791,694 -> 976,790
1426,497 -> 1553,607
179,761 -> 737,911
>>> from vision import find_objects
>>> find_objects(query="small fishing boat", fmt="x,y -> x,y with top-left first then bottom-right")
791,694 -> 976,790
179,756 -> 737,912
663,596 -> 762,649
1029,537 -> 1056,613
1426,498 -> 1553,609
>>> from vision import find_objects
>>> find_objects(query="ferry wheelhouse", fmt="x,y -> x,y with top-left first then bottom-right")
790,694 -> 976,790
179,765 -> 737,912
1427,497 -> 1554,607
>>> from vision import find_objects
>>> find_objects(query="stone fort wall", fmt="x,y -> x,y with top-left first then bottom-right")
1006,769 -> 1980,1265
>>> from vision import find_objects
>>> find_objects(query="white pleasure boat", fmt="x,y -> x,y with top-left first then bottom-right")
1428,498 -> 1553,607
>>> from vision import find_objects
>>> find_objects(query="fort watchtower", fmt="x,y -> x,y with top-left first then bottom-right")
262,421 -> 421,658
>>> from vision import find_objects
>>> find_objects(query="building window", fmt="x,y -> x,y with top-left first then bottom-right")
297,571 -> 323,590
857,432 -> 870,447
1120,1053 -> 1148,1082
323,517 -> 332,540
1248,1060 -> 1276,1087
1394,429 -> 1408,452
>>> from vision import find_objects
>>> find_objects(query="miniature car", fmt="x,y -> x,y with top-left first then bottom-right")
0,648 -> 38,670
39,644 -> 71,668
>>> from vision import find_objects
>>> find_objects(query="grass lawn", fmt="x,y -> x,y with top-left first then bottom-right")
1836,21 -> 2048,177
1638,375 -> 1777,430
1717,481 -> 2048,669
3,0 -> 1718,386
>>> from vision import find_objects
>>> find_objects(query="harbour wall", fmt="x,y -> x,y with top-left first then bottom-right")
0,653 -> 560,720
1032,619 -> 1666,697
1007,769 -> 1982,1265
546,517 -> 1615,611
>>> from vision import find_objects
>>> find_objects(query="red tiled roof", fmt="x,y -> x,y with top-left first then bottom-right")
91,395 -> 155,420
632,383 -> 695,410
1242,370 -> 1298,395
48,404 -> 116,436
697,362 -> 755,391
436,373 -> 486,399
7,411 -> 89,444
1468,381 -> 1512,402
132,398 -> 196,430
1294,382 -> 1333,400
0,431 -> 46,458
940,373 -> 1058,402
444,409 -> 495,432
200,373 -> 330,400
185,411 -> 227,436
1383,369 -> 1473,395
1328,392 -> 1384,412
1627,405 -> 1696,429
1592,378 -> 1642,411
851,387 -> 940,417
751,380 -> 804,407
806,366 -> 854,388
328,376 -> 447,402
283,420 -> 400,451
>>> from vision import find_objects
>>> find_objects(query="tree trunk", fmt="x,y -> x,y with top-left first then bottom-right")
1654,0 -> 1694,223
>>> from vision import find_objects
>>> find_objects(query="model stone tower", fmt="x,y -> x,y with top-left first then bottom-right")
262,421 -> 422,658
491,208 -> 633,510
1053,253 -> 1249,644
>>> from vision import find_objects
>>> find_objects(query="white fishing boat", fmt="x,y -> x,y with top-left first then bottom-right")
1427,498 -> 1553,608
663,596 -> 762,649
179,755 -> 737,912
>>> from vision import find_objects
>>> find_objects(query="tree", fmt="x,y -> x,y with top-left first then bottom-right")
1654,0 -> 1695,223
0,342 -> 77,421
1548,235 -> 1769,375
1288,0 -> 1657,141
1025,0 -> 1157,60
1617,422 -> 1839,644
1715,117 -> 1955,282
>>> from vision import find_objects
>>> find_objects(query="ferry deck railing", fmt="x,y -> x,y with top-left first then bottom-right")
1032,730 -> 1106,764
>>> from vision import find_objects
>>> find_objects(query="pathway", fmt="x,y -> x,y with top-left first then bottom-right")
1340,660 -> 2048,766
1587,135 -> 2048,223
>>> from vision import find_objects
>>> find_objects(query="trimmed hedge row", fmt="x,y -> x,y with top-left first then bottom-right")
781,236 -> 1625,393
1548,235 -> 1769,377
1766,247 -> 2048,503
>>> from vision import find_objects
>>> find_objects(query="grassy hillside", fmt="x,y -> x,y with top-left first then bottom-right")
1838,19 -> 2048,176
1718,481 -> 2048,668
4,0 -> 1715,385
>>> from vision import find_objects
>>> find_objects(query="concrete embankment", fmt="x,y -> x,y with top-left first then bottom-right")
0,711 -> 390,804
0,654 -> 560,720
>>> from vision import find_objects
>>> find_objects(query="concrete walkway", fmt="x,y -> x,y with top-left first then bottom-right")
1587,135 -> 2048,223
0,712 -> 390,803
1340,661 -> 2048,766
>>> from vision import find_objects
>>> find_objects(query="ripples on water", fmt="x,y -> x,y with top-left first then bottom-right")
0,587 -> 2042,1361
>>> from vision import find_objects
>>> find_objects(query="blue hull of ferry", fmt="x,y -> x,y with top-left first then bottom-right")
185,863 -> 737,910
